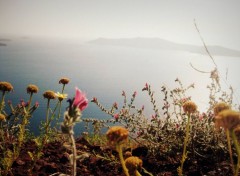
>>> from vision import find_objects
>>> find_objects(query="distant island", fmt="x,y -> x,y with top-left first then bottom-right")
0,43 -> 7,46
88,37 -> 240,57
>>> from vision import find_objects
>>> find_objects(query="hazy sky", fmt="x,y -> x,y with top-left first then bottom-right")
0,0 -> 240,49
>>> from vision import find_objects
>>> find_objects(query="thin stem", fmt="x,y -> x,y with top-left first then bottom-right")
231,130 -> 240,176
135,170 -> 142,176
45,99 -> 50,134
0,91 -> 6,113
226,129 -> 234,174
70,132 -> 77,176
179,113 -> 191,176
27,93 -> 33,112
116,144 -> 130,176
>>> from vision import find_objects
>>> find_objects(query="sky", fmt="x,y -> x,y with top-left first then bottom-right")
0,0 -> 240,49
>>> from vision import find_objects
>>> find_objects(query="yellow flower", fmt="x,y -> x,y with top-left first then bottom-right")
0,113 -> 6,121
182,101 -> 197,114
125,156 -> 142,174
26,84 -> 39,94
106,126 -> 128,145
59,77 -> 70,85
55,92 -> 68,101
215,109 -> 240,131
0,81 -> 13,92
43,90 -> 56,100
213,102 -> 230,116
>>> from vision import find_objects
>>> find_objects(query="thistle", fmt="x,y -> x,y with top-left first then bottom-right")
178,101 -> 197,176
0,81 -> 13,113
106,126 -> 130,176
125,156 -> 142,176
215,109 -> 240,176
213,102 -> 233,173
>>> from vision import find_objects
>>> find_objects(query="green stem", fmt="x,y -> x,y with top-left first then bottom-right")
179,113 -> 191,176
226,129 -> 234,174
61,84 -> 66,94
116,144 -> 130,176
231,130 -> 240,176
70,132 -> 77,176
27,93 -> 33,112
0,91 -> 6,113
45,99 -> 50,134
135,170 -> 142,176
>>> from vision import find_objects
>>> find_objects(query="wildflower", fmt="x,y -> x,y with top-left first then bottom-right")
215,109 -> 240,131
182,101 -> 197,114
55,92 -> 68,101
0,113 -> 6,121
106,126 -> 128,145
43,90 -> 56,100
133,91 -> 137,98
91,97 -> 97,103
0,81 -> 13,92
59,77 -> 70,85
72,87 -> 88,111
114,113 -> 119,120
214,102 -> 230,116
26,84 -> 39,94
124,151 -> 132,159
113,102 -> 118,109
142,83 -> 149,91
35,101 -> 39,107
125,156 -> 142,174
122,91 -> 126,96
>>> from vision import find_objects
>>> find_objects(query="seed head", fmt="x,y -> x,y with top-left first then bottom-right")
43,90 -> 56,100
182,101 -> 197,114
26,84 -> 39,94
124,151 -> 132,159
215,109 -> 240,131
0,113 -> 6,121
59,77 -> 70,85
214,102 -> 230,116
0,81 -> 13,92
125,156 -> 142,174
106,126 -> 128,145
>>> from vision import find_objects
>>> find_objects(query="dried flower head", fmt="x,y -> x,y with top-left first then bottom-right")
0,113 -> 6,121
214,102 -> 230,116
0,81 -> 13,92
124,151 -> 132,159
215,109 -> 240,131
106,126 -> 128,145
43,90 -> 56,100
182,101 -> 197,114
125,156 -> 142,174
26,84 -> 39,94
59,77 -> 70,85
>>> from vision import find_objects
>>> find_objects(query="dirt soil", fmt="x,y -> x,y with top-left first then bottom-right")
7,137 -> 233,176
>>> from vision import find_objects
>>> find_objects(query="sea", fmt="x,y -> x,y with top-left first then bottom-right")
0,37 -> 240,136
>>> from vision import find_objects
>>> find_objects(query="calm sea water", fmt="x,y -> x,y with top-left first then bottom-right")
0,38 -> 239,135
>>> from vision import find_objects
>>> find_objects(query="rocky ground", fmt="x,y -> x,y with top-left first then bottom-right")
6,137 -> 233,176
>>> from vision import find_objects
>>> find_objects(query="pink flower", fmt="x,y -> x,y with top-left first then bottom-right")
114,113 -> 119,120
91,97 -> 97,103
73,87 -> 88,111
142,83 -> 149,91
113,102 -> 118,109
133,91 -> 137,97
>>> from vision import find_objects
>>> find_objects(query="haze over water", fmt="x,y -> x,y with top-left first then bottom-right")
0,0 -> 240,135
